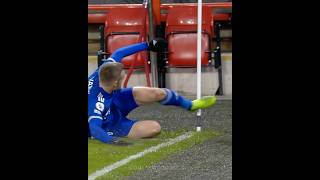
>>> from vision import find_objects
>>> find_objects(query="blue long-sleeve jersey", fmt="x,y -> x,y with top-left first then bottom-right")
88,42 -> 148,143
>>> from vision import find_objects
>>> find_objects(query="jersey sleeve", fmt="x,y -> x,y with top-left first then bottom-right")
88,96 -> 114,143
107,42 -> 148,63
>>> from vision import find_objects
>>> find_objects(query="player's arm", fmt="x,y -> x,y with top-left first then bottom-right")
88,117 -> 114,143
88,38 -> 167,81
88,117 -> 130,145
88,99 -> 115,143
105,38 -> 167,63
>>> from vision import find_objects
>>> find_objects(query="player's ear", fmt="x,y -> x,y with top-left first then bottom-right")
113,80 -> 118,87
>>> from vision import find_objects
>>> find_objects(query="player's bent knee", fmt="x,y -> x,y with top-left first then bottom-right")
150,121 -> 161,136
152,88 -> 166,101
128,120 -> 161,139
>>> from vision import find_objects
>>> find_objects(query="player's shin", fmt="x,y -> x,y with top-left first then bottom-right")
159,88 -> 192,110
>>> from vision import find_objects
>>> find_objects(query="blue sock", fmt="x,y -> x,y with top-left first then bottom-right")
160,89 -> 192,110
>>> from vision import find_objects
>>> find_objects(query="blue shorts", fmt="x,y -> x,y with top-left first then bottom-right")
88,118 -> 137,137
104,117 -> 137,137
88,88 -> 138,138
112,88 -> 139,116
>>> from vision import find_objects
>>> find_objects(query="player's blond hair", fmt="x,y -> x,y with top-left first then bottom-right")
99,62 -> 124,86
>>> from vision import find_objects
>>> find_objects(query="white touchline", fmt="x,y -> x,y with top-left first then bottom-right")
88,131 -> 194,180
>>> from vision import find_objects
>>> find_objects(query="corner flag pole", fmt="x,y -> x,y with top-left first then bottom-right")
196,0 -> 202,132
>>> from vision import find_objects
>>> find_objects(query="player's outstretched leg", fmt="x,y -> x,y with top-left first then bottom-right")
132,87 -> 216,111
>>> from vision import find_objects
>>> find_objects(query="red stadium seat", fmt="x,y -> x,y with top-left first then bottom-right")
166,6 -> 213,67
88,13 -> 107,24
104,7 -> 151,87
168,33 -> 210,67
106,34 -> 147,69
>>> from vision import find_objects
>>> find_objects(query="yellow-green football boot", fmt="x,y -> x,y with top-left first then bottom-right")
190,96 -> 217,112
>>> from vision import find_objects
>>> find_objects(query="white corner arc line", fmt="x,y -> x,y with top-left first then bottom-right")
88,131 -> 194,180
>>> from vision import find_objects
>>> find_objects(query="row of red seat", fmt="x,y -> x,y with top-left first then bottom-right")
88,5 -> 231,87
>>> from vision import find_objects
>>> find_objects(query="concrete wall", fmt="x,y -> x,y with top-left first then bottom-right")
88,56 -> 98,76
88,53 -> 232,97
222,54 -> 232,96
165,53 -> 231,97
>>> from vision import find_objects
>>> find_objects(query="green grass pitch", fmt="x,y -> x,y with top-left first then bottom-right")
88,130 -> 221,180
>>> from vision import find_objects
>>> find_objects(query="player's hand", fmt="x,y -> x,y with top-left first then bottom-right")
109,137 -> 132,146
148,38 -> 167,52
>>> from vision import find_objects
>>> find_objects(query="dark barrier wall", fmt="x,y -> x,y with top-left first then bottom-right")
88,0 -> 231,4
